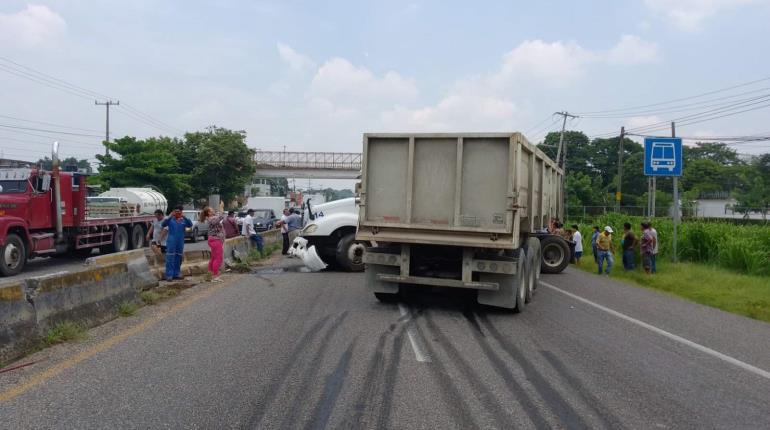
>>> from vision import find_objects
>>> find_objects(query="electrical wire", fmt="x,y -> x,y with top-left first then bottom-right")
0,114 -> 103,133
0,123 -> 104,138
576,75 -> 770,115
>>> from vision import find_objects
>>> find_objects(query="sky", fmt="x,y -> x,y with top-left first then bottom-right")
1,0 -> 770,183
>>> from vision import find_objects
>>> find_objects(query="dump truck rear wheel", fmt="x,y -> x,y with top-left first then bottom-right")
540,236 -> 569,274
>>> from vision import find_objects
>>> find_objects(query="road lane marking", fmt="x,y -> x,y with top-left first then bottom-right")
398,303 -> 431,363
0,277 -> 238,403
541,281 -> 770,381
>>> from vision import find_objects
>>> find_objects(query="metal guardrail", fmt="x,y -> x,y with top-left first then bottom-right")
254,151 -> 362,170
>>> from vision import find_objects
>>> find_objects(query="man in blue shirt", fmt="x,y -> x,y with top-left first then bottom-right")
286,208 -> 302,232
161,205 -> 193,281
590,225 -> 601,264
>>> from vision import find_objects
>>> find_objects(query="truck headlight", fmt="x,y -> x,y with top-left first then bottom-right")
185,227 -> 191,232
302,224 -> 318,235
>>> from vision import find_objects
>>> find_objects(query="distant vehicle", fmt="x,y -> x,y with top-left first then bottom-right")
251,209 -> 277,232
651,141 -> 676,172
183,210 -> 209,242
244,196 -> 284,217
0,143 -> 165,276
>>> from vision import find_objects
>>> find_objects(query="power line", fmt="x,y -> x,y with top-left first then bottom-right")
576,75 -> 770,115
0,128 -> 103,146
0,123 -> 104,138
0,114 -> 103,133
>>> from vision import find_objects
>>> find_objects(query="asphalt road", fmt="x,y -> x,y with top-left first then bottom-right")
1,260 -> 769,429
4,239 -> 211,282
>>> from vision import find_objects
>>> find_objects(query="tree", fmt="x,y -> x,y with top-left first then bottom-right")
735,154 -> 770,216
177,127 -> 256,204
684,142 -> 742,166
94,136 -> 192,206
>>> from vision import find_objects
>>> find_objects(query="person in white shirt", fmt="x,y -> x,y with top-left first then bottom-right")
241,209 -> 263,252
278,208 -> 290,255
571,224 -> 583,264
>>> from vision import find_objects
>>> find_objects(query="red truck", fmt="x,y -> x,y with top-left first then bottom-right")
0,144 -> 157,276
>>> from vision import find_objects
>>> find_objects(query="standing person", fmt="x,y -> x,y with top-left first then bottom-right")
146,209 -> 168,255
278,208 -> 290,255
596,226 -> 614,276
241,209 -> 264,253
571,224 -> 583,264
222,210 -> 239,239
202,207 -> 226,282
640,222 -> 655,275
622,222 -> 638,270
161,206 -> 192,281
286,208 -> 302,233
649,222 -> 659,273
591,226 -> 601,263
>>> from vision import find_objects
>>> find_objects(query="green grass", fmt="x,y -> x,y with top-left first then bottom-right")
117,301 -> 139,317
44,321 -> 88,345
140,291 -> 162,305
574,254 -> 770,322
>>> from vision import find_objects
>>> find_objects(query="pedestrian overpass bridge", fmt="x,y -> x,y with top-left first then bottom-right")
254,151 -> 361,179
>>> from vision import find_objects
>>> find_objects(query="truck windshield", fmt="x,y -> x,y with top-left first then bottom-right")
0,180 -> 27,194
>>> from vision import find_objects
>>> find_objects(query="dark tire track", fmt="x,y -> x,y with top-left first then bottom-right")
479,313 -> 590,429
541,351 -> 626,430
280,311 -> 350,429
460,312 -> 551,429
345,331 -> 389,428
423,311 -> 516,429
305,341 -> 356,430
375,330 -> 405,430
244,315 -> 331,429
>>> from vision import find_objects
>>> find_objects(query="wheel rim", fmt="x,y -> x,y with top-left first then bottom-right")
117,231 -> 128,251
348,242 -> 366,265
4,243 -> 20,269
542,244 -> 564,268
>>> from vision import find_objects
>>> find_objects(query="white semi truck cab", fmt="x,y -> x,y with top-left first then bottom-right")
299,197 -> 367,271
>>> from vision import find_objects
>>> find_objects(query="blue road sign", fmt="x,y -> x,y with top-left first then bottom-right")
644,137 -> 682,176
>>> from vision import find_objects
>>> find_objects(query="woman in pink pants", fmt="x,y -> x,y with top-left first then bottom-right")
201,207 -> 226,282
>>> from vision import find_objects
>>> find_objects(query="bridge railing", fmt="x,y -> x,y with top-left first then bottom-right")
254,151 -> 362,170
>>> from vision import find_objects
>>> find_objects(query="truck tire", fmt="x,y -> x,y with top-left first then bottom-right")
336,233 -> 366,272
526,238 -> 542,290
0,233 -> 26,276
514,257 -> 529,313
111,226 -> 129,253
130,225 -> 145,249
540,235 -> 570,274
524,245 -> 537,303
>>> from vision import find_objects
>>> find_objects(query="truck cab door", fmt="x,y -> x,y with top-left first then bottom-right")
28,175 -> 53,230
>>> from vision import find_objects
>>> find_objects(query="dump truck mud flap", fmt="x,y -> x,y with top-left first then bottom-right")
477,253 -> 525,309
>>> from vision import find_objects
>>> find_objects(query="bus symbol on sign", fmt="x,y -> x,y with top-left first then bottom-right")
644,137 -> 682,177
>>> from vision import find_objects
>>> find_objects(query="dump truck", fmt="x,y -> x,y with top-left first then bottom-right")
356,133 -> 569,310
0,143 -> 164,276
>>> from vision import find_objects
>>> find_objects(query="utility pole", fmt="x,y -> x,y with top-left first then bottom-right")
95,100 -> 119,156
616,126 -> 625,212
672,121 -> 679,263
554,111 -> 577,220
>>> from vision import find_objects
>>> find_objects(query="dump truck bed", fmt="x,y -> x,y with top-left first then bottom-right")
357,133 -> 563,249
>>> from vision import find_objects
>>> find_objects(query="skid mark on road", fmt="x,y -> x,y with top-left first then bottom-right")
279,312 -> 350,428
541,281 -> 770,381
246,315 -> 332,428
345,331 -> 389,428
305,341 -> 356,430
423,312 -> 515,429
479,313 -> 590,429
540,350 -> 625,430
398,303 -> 431,363
462,312 -> 550,429
376,330 -> 405,430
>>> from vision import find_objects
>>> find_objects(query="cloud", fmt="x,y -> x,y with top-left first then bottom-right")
644,0 -> 768,31
0,5 -> 66,48
308,58 -> 418,108
276,42 -> 315,72
627,115 -> 664,129
491,40 -> 595,90
607,34 -> 660,64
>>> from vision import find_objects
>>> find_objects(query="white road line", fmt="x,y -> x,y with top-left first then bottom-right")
541,281 -> 770,381
398,303 -> 431,363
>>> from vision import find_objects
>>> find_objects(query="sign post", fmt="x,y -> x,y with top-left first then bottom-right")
643,131 -> 683,263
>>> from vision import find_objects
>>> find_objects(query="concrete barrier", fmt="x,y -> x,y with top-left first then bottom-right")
0,263 -> 140,364
85,248 -> 157,291
0,282 -> 36,364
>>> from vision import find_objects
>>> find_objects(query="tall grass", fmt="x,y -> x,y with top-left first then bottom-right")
571,214 -> 770,276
